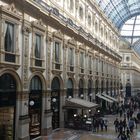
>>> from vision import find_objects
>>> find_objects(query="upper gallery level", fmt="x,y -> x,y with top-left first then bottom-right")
41,0 -> 120,52
22,0 -> 121,60
119,40 -> 140,72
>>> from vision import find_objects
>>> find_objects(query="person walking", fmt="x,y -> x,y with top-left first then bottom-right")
104,119 -> 108,131
114,118 -> 119,133
121,131 -> 127,140
117,120 -> 123,139
126,127 -> 131,140
122,118 -> 127,131
128,118 -> 135,133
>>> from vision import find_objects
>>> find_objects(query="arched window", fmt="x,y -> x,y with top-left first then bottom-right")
0,74 -> 17,140
51,77 -> 60,130
29,76 -> 42,139
79,6 -> 83,20
30,76 -> 42,91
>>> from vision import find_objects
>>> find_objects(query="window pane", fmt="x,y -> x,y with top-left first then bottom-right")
69,48 -> 73,65
5,22 -> 14,52
35,34 -> 41,58
55,42 -> 60,62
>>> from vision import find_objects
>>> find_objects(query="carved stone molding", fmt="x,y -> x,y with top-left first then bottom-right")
67,71 -> 75,77
22,25 -> 31,34
31,19 -> 46,32
68,37 -> 77,46
53,30 -> 63,40
30,66 -> 45,73
0,62 -> 20,70
79,73 -> 85,78
1,3 -> 22,20
52,69 -> 62,75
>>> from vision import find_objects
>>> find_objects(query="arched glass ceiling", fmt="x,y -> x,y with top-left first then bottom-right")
121,16 -> 140,44
96,0 -> 140,29
133,39 -> 140,55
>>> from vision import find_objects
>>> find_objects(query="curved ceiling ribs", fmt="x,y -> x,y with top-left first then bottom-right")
96,0 -> 140,30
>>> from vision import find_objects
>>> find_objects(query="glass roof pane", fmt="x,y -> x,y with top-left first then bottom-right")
95,0 -> 140,29
122,25 -> 133,30
133,31 -> 140,36
121,30 -> 132,36
134,25 -> 140,30
96,0 -> 140,55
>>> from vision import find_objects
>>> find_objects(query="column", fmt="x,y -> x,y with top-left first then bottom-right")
18,20 -> 31,140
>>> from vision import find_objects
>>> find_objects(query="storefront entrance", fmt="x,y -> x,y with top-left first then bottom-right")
51,77 -> 60,130
29,76 -> 42,139
0,74 -> 16,140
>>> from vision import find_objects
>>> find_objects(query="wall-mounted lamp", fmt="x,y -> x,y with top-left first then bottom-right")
29,100 -> 35,106
68,96 -> 72,99
52,98 -> 56,102
80,94 -> 84,98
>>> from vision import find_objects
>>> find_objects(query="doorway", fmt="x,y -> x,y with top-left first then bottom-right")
0,74 -> 16,140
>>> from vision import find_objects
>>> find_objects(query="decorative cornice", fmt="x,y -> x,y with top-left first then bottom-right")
25,0 -> 122,61
0,3 -> 22,20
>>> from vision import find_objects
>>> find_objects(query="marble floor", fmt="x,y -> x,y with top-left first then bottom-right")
43,114 -> 140,140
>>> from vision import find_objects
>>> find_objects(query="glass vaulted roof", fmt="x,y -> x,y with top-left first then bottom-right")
96,0 -> 140,30
121,16 -> 140,44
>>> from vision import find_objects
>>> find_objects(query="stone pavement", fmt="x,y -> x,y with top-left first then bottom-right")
42,114 -> 140,140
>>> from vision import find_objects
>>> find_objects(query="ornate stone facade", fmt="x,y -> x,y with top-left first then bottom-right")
0,0 -> 121,140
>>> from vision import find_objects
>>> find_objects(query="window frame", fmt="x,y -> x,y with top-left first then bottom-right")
0,4 -> 21,66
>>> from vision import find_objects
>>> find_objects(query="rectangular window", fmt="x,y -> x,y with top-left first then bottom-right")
80,52 -> 84,68
69,48 -> 74,66
35,34 -> 41,58
55,42 -> 60,63
96,59 -> 98,72
101,61 -> 103,73
89,56 -> 92,70
4,22 -> 15,62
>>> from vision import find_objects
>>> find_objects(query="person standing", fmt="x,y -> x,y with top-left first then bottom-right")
114,118 -> 119,133
122,118 -> 127,131
104,119 -> 108,131
100,118 -> 104,131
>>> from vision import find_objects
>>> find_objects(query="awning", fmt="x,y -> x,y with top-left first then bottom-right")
96,93 -> 113,103
63,98 -> 99,109
102,93 -> 118,102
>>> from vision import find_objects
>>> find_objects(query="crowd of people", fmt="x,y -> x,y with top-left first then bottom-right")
91,97 -> 139,140
113,98 -> 139,140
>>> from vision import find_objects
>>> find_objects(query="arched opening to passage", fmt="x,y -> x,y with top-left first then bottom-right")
126,83 -> 131,97
29,76 -> 42,139
0,74 -> 16,140
51,77 -> 60,130
65,78 -> 76,127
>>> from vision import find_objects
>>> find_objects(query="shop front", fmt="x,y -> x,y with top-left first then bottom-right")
51,77 -> 60,130
63,98 -> 98,130
0,74 -> 16,140
29,76 -> 42,139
